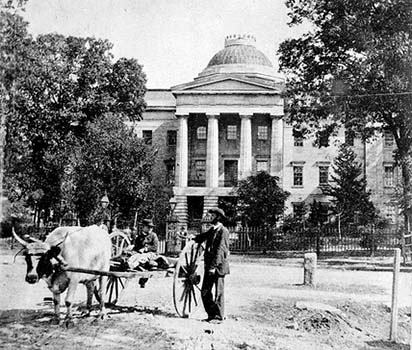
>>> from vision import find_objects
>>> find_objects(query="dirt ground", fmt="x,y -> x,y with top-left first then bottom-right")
0,240 -> 411,350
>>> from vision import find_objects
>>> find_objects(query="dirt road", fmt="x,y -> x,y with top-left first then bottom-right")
0,240 -> 410,349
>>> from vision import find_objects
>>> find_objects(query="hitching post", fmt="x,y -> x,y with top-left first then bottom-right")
390,248 -> 401,342
303,252 -> 317,287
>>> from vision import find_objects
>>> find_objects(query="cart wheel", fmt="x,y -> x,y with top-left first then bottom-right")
109,230 -> 131,259
106,275 -> 129,305
173,241 -> 204,318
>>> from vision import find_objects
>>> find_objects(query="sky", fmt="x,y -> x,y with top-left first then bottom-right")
22,0 -> 310,88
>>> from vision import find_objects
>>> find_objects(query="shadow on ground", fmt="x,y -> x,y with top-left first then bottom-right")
365,340 -> 409,350
107,305 -> 177,318
0,309 -> 53,326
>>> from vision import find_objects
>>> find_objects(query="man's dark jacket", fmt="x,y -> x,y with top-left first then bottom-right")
195,224 -> 230,276
133,231 -> 159,253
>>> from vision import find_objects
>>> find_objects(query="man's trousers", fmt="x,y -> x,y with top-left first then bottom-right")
201,272 -> 225,320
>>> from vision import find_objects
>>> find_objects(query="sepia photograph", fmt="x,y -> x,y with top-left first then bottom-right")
0,0 -> 411,349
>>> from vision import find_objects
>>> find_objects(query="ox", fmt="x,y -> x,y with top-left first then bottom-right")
13,225 -> 111,326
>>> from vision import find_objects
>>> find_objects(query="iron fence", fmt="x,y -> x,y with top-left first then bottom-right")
8,222 -> 403,256
227,226 -> 403,254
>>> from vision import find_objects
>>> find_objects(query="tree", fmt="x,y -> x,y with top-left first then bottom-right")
2,12 -> 147,223
70,114 -> 156,226
233,172 -> 290,227
323,144 -> 376,226
0,1 -> 30,227
307,200 -> 326,228
278,0 -> 412,226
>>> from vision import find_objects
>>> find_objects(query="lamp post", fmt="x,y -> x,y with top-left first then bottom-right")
100,192 -> 110,229
100,192 -> 110,209
169,197 -> 177,215
166,197 -> 179,254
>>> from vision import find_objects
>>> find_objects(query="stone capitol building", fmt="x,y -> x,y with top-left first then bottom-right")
134,34 -> 399,228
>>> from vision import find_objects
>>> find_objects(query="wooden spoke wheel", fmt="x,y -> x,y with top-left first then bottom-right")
106,275 -> 129,305
173,241 -> 204,318
109,230 -> 131,259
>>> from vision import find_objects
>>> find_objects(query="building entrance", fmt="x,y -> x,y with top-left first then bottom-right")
187,196 -> 204,231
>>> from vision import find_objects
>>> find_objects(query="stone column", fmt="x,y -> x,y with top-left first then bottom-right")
176,114 -> 189,187
206,114 -> 219,188
270,115 -> 284,179
239,114 -> 252,180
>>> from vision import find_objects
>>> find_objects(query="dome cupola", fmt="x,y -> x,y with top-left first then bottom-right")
198,34 -> 276,78
207,34 -> 273,68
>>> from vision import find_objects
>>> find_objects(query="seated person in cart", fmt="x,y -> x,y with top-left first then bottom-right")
126,219 -> 169,270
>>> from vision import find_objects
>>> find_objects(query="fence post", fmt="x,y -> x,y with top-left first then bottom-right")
245,227 -> 249,253
304,252 -> 317,286
370,225 -> 375,257
316,224 -> 321,257
390,248 -> 401,342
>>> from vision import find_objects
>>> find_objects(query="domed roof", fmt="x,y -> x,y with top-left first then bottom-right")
206,34 -> 273,68
197,34 -> 278,79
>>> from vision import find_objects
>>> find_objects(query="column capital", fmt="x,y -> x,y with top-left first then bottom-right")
239,114 -> 252,119
176,114 -> 189,119
270,114 -> 284,120
206,114 -> 220,119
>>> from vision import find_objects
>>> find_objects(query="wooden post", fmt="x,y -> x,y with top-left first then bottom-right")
390,248 -> 401,342
370,224 -> 375,257
304,252 -> 317,287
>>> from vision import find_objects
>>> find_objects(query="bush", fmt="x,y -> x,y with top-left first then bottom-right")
1,200 -> 32,238
271,232 -> 323,251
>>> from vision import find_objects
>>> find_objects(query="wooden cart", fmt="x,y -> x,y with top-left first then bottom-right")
96,230 -> 206,318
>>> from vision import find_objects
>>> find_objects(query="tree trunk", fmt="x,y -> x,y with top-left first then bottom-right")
400,155 -> 412,232
0,101 -> 5,232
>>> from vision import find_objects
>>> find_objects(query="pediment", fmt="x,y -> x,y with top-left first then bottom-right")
172,76 -> 280,93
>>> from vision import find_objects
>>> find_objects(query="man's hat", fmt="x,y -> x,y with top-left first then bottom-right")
142,219 -> 154,227
208,207 -> 226,219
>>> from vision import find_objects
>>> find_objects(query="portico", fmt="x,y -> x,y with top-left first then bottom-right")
170,34 -> 285,224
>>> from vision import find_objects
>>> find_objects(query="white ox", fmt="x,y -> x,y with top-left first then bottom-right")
13,225 -> 111,326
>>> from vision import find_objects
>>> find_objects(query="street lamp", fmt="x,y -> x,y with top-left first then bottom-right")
100,192 -> 110,209
169,197 -> 177,215
166,197 -> 179,254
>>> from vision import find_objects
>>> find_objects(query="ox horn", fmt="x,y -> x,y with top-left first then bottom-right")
12,227 -> 29,247
28,236 -> 43,244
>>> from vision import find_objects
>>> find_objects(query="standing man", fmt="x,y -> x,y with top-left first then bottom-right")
194,207 -> 230,323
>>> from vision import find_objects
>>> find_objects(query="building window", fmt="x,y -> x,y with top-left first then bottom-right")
142,130 -> 152,145
256,160 -> 268,173
385,204 -> 396,223
227,125 -> 237,140
293,202 -> 305,220
167,130 -> 177,146
319,166 -> 329,186
166,164 -> 175,185
224,160 -> 238,187
257,126 -> 268,140
318,131 -> 329,147
197,126 -> 207,140
345,130 -> 354,146
384,165 -> 394,187
195,160 -> 206,181
293,166 -> 303,186
294,136 -> 303,147
384,130 -> 394,147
